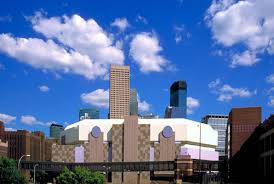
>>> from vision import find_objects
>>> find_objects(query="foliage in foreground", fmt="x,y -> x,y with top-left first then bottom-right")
0,156 -> 27,184
57,166 -> 105,184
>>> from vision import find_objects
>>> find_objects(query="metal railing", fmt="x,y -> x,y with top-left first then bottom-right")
20,160 -> 175,172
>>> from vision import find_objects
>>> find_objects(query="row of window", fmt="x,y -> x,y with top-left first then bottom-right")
232,124 -> 257,133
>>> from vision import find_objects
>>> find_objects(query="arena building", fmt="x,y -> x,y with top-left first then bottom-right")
53,116 -> 218,183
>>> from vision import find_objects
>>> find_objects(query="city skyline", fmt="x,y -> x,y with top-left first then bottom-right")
0,0 -> 273,135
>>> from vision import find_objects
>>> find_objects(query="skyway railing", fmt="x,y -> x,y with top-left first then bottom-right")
20,161 -> 175,172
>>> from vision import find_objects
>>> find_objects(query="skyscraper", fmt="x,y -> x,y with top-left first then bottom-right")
109,65 -> 130,119
202,114 -> 228,158
165,80 -> 187,118
130,89 -> 138,115
50,123 -> 64,139
79,108 -> 99,120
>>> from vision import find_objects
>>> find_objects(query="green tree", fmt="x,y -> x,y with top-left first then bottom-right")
30,170 -> 48,184
57,167 -> 77,184
0,156 -> 27,184
57,166 -> 104,184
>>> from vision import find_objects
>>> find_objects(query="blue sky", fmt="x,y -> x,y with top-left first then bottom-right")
0,0 -> 273,136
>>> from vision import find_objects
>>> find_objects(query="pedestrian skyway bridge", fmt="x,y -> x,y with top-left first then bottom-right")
20,160 -> 175,172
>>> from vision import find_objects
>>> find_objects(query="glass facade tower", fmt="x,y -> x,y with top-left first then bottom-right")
130,89 -> 138,115
79,108 -> 100,120
50,123 -> 64,139
165,81 -> 187,118
202,114 -> 228,157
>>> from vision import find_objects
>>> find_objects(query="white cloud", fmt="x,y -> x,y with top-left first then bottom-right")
111,18 -> 130,31
31,13 -> 124,66
0,34 -> 105,79
206,0 -> 236,20
21,115 -> 53,126
187,97 -> 200,115
130,32 -> 170,72
212,49 -> 224,56
230,50 -> 260,68
81,89 -> 109,108
266,74 -> 274,84
115,40 -> 123,50
0,12 -> 125,79
206,0 -> 274,66
266,74 -> 274,107
80,88 -> 151,112
268,96 -> 274,107
21,115 -> 40,125
39,85 -> 50,92
266,87 -> 274,95
174,25 -> 191,44
208,78 -> 221,89
5,127 -> 17,131
209,78 -> 256,102
0,113 -> 16,124
137,94 -> 151,112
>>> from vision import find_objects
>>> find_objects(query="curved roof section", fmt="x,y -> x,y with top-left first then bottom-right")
170,80 -> 187,92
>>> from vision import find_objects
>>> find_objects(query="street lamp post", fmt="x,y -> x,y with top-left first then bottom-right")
18,154 -> 31,169
33,164 -> 39,184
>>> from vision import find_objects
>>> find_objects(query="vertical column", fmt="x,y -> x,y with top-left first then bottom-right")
87,126 -> 104,162
123,116 -> 138,184
112,124 -> 123,184
138,124 -> 151,184
159,126 -> 175,161
174,155 -> 193,184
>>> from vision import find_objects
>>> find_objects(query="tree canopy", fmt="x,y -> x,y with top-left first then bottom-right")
57,166 -> 104,184
0,156 -> 27,184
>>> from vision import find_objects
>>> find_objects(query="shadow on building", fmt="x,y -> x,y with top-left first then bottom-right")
229,114 -> 274,184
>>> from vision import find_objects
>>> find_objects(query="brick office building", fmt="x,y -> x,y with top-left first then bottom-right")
226,114 -> 273,183
0,121 -> 54,161
227,107 -> 262,159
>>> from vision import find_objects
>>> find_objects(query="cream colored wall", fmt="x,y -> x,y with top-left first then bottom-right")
64,118 -> 218,147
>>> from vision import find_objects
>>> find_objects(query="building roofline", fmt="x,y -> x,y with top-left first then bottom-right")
50,123 -> 64,127
170,80 -> 187,91
202,114 -> 228,118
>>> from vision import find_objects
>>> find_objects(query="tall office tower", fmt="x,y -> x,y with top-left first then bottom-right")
227,107 -> 261,159
109,65 -> 130,119
50,123 -> 64,139
130,89 -> 138,115
165,80 -> 187,118
202,114 -> 228,158
79,108 -> 100,120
